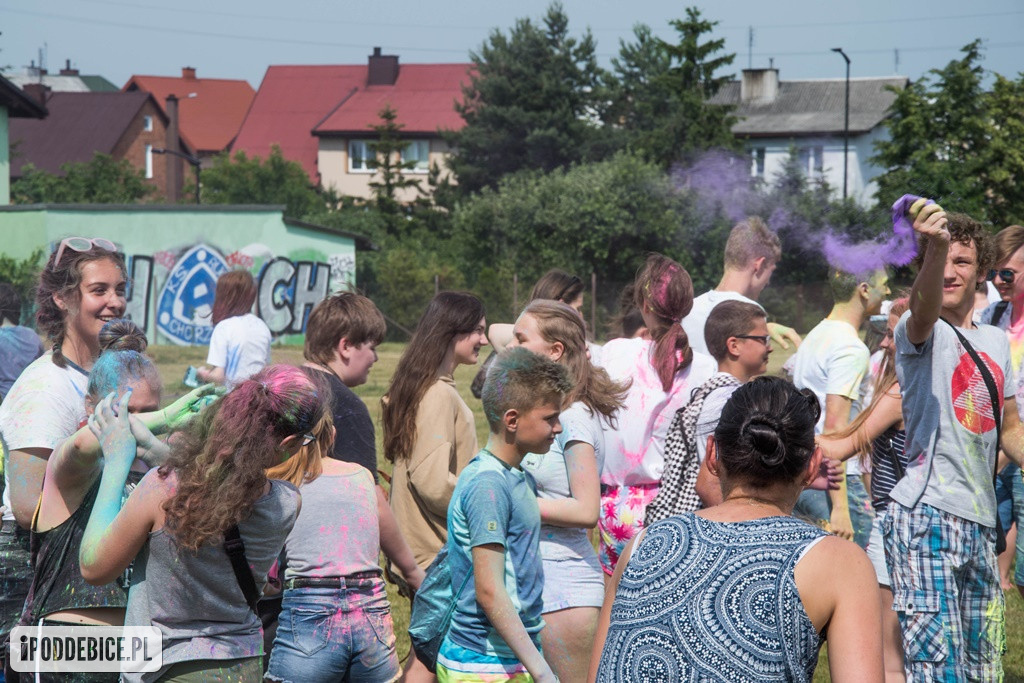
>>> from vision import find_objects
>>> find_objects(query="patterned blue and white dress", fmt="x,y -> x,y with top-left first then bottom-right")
595,513 -> 828,682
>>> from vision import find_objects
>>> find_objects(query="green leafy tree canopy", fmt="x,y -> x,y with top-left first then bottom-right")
12,154 -> 155,204
201,145 -> 324,218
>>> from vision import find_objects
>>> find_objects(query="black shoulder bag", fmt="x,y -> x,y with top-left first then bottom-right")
224,525 -> 261,615
940,319 -> 1008,554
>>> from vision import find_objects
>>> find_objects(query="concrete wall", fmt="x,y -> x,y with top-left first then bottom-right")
318,136 -> 453,202
745,128 -> 888,207
0,205 -> 358,345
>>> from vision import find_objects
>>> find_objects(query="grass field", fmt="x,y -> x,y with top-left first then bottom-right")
150,341 -> 1024,680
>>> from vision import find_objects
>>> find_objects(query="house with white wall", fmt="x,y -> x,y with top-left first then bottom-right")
710,69 -> 907,206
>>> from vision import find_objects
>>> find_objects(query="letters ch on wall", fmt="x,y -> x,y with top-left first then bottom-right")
125,243 -> 355,346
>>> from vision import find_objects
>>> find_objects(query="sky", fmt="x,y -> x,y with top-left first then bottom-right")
3,0 -> 1022,89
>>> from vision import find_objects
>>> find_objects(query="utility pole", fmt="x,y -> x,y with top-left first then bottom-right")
831,48 -> 851,201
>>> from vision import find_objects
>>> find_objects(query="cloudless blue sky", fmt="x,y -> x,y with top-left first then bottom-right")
4,0 -> 1022,88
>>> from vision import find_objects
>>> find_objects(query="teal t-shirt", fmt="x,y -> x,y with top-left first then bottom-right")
445,450 -> 545,660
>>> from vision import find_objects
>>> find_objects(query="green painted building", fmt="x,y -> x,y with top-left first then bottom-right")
0,204 -> 374,345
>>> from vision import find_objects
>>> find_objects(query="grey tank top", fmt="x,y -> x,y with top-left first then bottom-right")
122,479 -> 300,683
285,465 -> 380,579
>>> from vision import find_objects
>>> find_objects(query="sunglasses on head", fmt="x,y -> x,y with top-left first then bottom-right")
54,237 -> 117,267
988,269 -> 1015,284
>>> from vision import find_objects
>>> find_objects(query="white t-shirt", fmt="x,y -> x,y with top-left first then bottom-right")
598,337 -> 717,487
206,314 -> 272,389
0,353 -> 88,521
790,319 -> 870,437
682,290 -> 761,356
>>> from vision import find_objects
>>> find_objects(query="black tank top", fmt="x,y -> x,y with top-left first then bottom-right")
21,472 -> 143,624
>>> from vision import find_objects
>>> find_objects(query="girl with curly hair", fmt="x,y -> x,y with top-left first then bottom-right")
79,364 -> 325,682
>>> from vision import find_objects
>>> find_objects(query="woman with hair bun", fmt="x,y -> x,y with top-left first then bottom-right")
591,377 -> 882,681
197,270 -> 271,389
18,320 -> 214,676
596,254 -> 716,574
80,364 -> 324,681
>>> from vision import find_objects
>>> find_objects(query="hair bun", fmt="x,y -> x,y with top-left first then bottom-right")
741,414 -> 787,468
98,318 -> 148,353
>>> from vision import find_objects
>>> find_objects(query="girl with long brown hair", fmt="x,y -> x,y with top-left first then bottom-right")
596,254 -> 717,574
79,365 -> 325,681
197,270 -> 271,388
509,299 -> 627,683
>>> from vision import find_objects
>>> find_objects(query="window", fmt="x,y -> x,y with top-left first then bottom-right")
797,146 -> 824,178
348,140 -> 375,173
403,139 -> 430,173
144,144 -> 153,179
143,115 -> 153,132
750,147 -> 766,177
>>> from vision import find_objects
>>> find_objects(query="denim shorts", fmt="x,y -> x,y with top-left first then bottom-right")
265,579 -> 399,683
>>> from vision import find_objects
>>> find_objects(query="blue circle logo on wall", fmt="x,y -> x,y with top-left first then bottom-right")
156,244 -> 230,345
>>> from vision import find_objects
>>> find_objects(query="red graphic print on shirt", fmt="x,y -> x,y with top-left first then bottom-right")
951,350 -> 1004,434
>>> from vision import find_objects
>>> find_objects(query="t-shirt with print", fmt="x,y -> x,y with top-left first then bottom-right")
446,450 -> 544,659
0,353 -> 88,522
0,326 -> 44,398
980,302 -> 1024,421
694,373 -> 742,465
521,401 -> 604,561
682,291 -> 762,356
891,311 -> 1013,527
306,367 -> 378,483
206,313 -> 271,389
599,338 -> 717,487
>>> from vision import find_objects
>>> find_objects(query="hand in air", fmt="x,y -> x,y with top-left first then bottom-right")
163,383 -> 224,430
129,416 -> 171,467
806,458 -> 842,491
767,322 -> 801,350
908,198 -> 949,242
88,390 -> 137,469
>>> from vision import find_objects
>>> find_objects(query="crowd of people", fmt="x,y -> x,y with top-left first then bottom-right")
0,200 -> 1019,682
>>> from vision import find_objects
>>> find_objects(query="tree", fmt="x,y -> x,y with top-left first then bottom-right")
872,41 -> 1024,227
0,249 -> 44,323
201,145 -> 324,218
446,2 -> 609,192
365,104 -> 422,229
12,154 -> 155,204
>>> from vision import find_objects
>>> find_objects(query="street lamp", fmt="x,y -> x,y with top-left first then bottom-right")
153,147 -> 202,204
831,48 -> 850,201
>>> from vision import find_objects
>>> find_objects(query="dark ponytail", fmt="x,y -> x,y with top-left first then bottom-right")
714,376 -> 820,485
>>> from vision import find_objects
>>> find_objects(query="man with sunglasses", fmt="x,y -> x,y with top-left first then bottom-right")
790,266 -> 890,547
979,224 -> 1024,598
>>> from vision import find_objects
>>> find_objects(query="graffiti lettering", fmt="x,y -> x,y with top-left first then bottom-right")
255,259 -> 332,335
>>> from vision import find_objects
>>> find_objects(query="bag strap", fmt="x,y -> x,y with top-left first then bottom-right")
224,524 -> 261,615
994,300 -> 1010,326
885,434 -> 906,481
939,319 -> 1002,482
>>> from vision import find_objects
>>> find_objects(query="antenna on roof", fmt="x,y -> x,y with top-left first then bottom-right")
769,57 -> 774,70
894,48 -> 900,74
748,26 -> 754,70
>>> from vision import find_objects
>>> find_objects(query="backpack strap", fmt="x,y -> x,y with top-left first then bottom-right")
224,525 -> 261,615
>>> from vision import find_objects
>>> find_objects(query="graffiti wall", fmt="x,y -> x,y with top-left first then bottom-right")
126,242 -> 356,346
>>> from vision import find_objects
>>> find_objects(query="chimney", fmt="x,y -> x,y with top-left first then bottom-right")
182,67 -> 197,80
367,47 -> 399,86
21,83 -> 50,106
59,59 -> 79,76
165,94 -> 183,202
740,68 -> 779,104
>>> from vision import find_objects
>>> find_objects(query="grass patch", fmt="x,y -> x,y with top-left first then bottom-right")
149,341 -> 1023,676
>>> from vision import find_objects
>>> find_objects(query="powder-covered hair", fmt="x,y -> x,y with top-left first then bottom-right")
714,376 -> 820,486
35,243 -> 127,369
723,217 -> 781,269
212,270 -> 257,325
382,291 -> 485,464
530,270 -> 584,305
159,364 -> 326,551
633,254 -> 694,391
521,300 -> 627,420
481,347 -> 572,431
0,283 -> 21,325
265,369 -> 334,487
912,212 -> 996,275
304,292 -> 386,366
87,319 -> 161,402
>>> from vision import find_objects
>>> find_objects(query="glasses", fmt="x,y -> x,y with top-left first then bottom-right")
54,237 -> 117,267
988,269 -> 1016,284
735,334 -> 771,345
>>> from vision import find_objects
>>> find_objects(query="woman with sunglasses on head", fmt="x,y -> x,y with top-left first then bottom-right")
79,364 -> 324,682
197,270 -> 272,390
0,237 -> 124,674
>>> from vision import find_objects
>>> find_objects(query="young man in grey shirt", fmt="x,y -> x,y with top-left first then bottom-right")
886,203 -> 1024,680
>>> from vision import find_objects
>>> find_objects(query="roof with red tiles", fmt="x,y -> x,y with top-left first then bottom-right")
123,68 -> 254,153
232,61 -> 470,184
9,91 -> 156,177
313,63 -> 469,135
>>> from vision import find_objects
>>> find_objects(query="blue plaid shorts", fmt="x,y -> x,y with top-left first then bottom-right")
882,501 -> 1005,682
